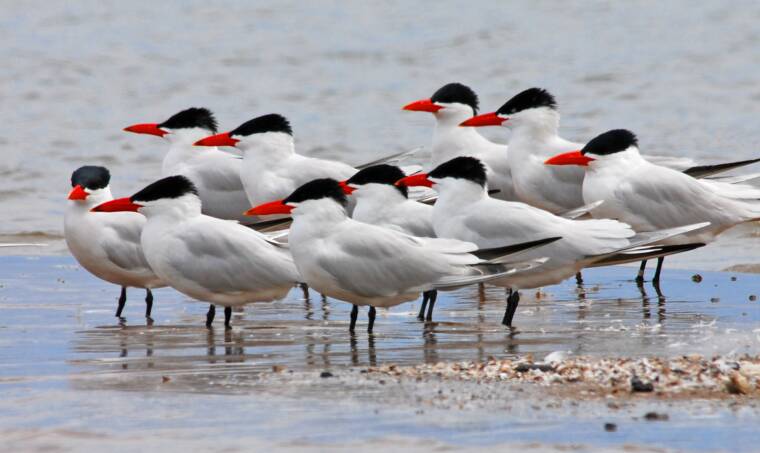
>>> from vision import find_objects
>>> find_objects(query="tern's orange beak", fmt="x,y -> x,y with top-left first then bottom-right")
544,150 -> 594,166
67,185 -> 88,200
91,197 -> 142,212
459,112 -> 506,127
395,173 -> 433,188
123,123 -> 168,137
245,200 -> 293,216
194,132 -> 239,147
402,98 -> 443,113
338,180 -> 355,195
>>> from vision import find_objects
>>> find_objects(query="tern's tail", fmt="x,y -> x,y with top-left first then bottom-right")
588,243 -> 706,267
433,258 -> 548,290
583,222 -> 710,266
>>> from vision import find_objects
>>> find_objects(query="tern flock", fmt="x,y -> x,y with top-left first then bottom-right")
65,84 -> 760,331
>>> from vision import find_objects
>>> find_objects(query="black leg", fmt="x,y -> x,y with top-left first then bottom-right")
636,260 -> 647,284
368,306 -> 376,333
652,257 -> 665,287
502,290 -> 520,327
349,305 -> 358,332
144,289 -> 154,318
115,286 -> 127,317
575,272 -> 583,285
418,292 -> 429,321
206,304 -> 216,328
425,290 -> 437,322
224,306 -> 232,329
300,283 -> 309,300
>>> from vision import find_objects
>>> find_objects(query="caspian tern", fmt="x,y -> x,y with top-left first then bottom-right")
545,129 -> 760,284
92,175 -> 301,328
461,88 -> 760,213
246,178 -> 557,332
343,164 -> 439,320
123,107 -> 251,222
64,166 -> 165,319
403,82 -> 515,200
397,157 -> 707,326
193,114 -> 357,207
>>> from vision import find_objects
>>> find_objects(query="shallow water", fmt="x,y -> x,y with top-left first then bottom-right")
1,256 -> 759,450
2,0 -> 760,270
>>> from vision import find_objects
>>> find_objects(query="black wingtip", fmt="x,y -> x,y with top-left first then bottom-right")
682,157 -> 760,178
474,236 -> 562,261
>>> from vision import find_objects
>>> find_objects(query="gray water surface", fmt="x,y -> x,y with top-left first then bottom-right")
1,256 -> 759,451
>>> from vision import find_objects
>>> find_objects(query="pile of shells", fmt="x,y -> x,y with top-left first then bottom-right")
362,354 -> 760,398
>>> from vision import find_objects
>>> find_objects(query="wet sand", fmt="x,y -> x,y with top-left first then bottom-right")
1,256 -> 759,451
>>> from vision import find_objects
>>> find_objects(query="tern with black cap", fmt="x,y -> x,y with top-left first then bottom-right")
65,166 -> 165,319
92,175 -> 301,329
124,107 -> 250,222
247,178 -> 556,333
403,82 -> 515,201
398,156 -> 709,325
546,129 -> 760,286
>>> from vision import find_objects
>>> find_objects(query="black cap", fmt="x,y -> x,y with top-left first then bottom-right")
347,164 -> 408,198
131,175 -> 198,203
283,178 -> 347,207
159,107 -> 218,132
71,166 -> 110,190
230,114 -> 293,137
496,88 -> 557,116
582,129 -> 638,156
429,156 -> 487,187
430,83 -> 479,113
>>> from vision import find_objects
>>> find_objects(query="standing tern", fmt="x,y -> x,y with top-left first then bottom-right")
124,107 -> 251,222
545,129 -> 760,285
92,175 -> 301,328
461,88 -> 760,213
343,164 -> 439,320
64,166 -> 165,319
403,82 -> 515,200
246,178 -> 557,332
194,114 -> 357,207
397,157 -> 707,326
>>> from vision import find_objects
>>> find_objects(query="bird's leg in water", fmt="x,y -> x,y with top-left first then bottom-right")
144,289 -> 153,318
652,257 -> 665,288
349,305 -> 358,332
206,304 -> 216,327
636,260 -> 648,285
418,292 -> 429,321
368,306 -> 376,333
300,283 -> 309,299
502,290 -> 520,327
115,286 -> 127,317
425,290 -> 438,322
575,272 -> 583,285
224,306 -> 232,329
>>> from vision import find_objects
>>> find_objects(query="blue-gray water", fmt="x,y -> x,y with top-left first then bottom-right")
1,256 -> 759,451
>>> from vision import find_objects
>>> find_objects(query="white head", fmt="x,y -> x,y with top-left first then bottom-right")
124,107 -> 219,146
194,113 -> 294,155
397,156 -> 489,203
91,175 -> 202,219
245,178 -> 349,222
68,165 -> 114,207
344,164 -> 409,204
403,82 -> 480,127
460,87 -> 560,136
544,129 -> 641,170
